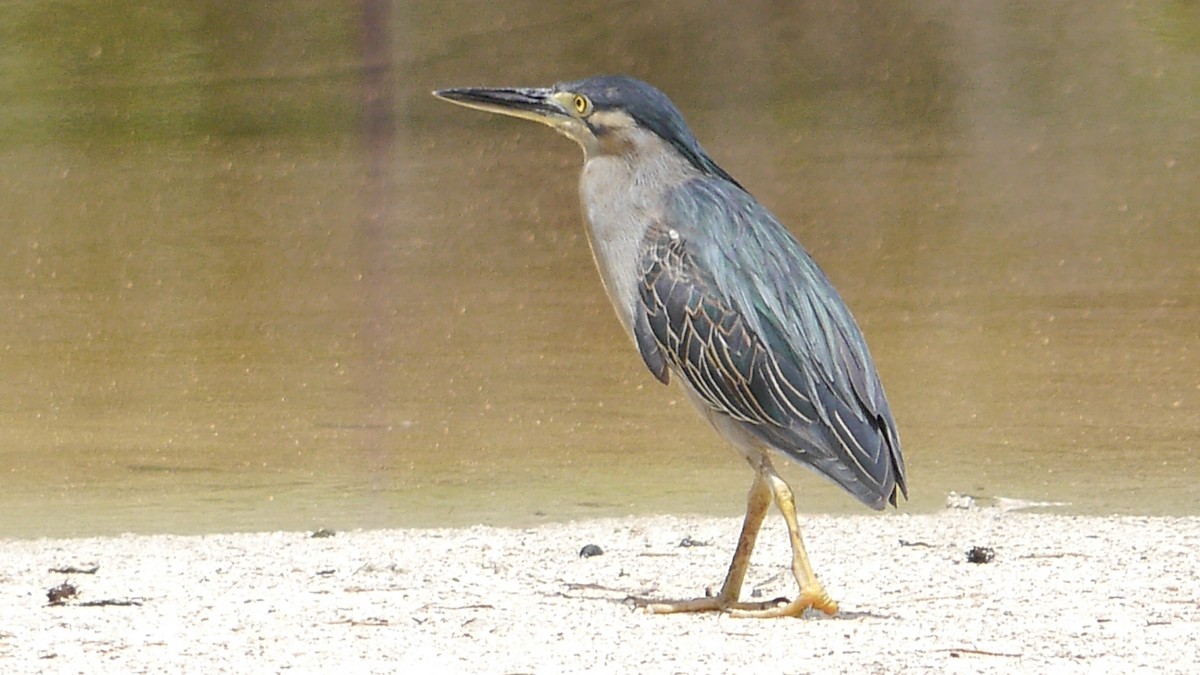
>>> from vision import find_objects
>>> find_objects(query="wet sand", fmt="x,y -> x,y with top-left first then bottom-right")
3,508 -> 1197,674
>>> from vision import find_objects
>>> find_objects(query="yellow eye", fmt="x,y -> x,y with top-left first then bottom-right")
573,95 -> 590,115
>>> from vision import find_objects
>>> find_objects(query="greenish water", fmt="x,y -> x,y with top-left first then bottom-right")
1,1 -> 1198,538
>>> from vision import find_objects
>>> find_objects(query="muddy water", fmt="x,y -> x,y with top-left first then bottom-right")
1,1 -> 1197,537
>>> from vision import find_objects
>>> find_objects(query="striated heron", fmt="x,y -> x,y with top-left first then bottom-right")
433,75 -> 907,618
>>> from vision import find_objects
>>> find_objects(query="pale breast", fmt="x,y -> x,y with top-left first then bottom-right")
577,134 -> 702,338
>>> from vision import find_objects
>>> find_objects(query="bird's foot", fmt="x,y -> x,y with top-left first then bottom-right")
727,586 -> 838,618
632,586 -> 837,618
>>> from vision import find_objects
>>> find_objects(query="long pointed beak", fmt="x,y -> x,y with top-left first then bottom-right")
433,86 -> 568,126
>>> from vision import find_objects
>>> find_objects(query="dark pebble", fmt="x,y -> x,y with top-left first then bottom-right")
579,544 -> 604,558
48,583 -> 78,605
966,546 -> 995,564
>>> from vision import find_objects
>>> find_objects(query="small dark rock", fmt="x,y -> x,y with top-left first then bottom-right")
311,528 -> 336,538
47,583 -> 77,605
966,546 -> 995,564
578,544 -> 604,558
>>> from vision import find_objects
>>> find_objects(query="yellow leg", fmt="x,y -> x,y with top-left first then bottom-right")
643,472 -> 783,614
640,463 -> 838,618
728,470 -> 838,618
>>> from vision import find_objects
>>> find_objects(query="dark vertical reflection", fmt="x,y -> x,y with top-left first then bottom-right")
354,0 -> 397,488
360,0 -> 395,146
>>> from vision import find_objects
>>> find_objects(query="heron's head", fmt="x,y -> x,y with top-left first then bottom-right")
434,75 -> 739,187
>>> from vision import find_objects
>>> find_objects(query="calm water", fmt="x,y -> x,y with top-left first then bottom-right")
1,2 -> 1197,538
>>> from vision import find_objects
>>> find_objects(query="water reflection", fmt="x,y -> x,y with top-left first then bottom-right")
0,1 -> 1197,538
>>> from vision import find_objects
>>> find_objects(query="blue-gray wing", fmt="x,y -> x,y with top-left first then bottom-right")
632,178 -> 907,509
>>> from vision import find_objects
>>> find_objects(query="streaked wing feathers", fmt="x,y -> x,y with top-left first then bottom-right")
633,178 -> 907,508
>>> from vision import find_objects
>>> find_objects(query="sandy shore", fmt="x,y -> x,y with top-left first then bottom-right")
3,507 -> 1197,674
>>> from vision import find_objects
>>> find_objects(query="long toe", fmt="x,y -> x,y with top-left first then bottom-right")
634,587 -> 836,618
634,594 -> 789,615
726,587 -> 839,619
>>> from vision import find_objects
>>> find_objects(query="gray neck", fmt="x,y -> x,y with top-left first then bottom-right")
576,127 -> 703,336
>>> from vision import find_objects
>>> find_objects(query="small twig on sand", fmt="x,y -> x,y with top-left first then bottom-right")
49,566 -> 100,575
939,647 -> 1022,658
78,599 -> 144,607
